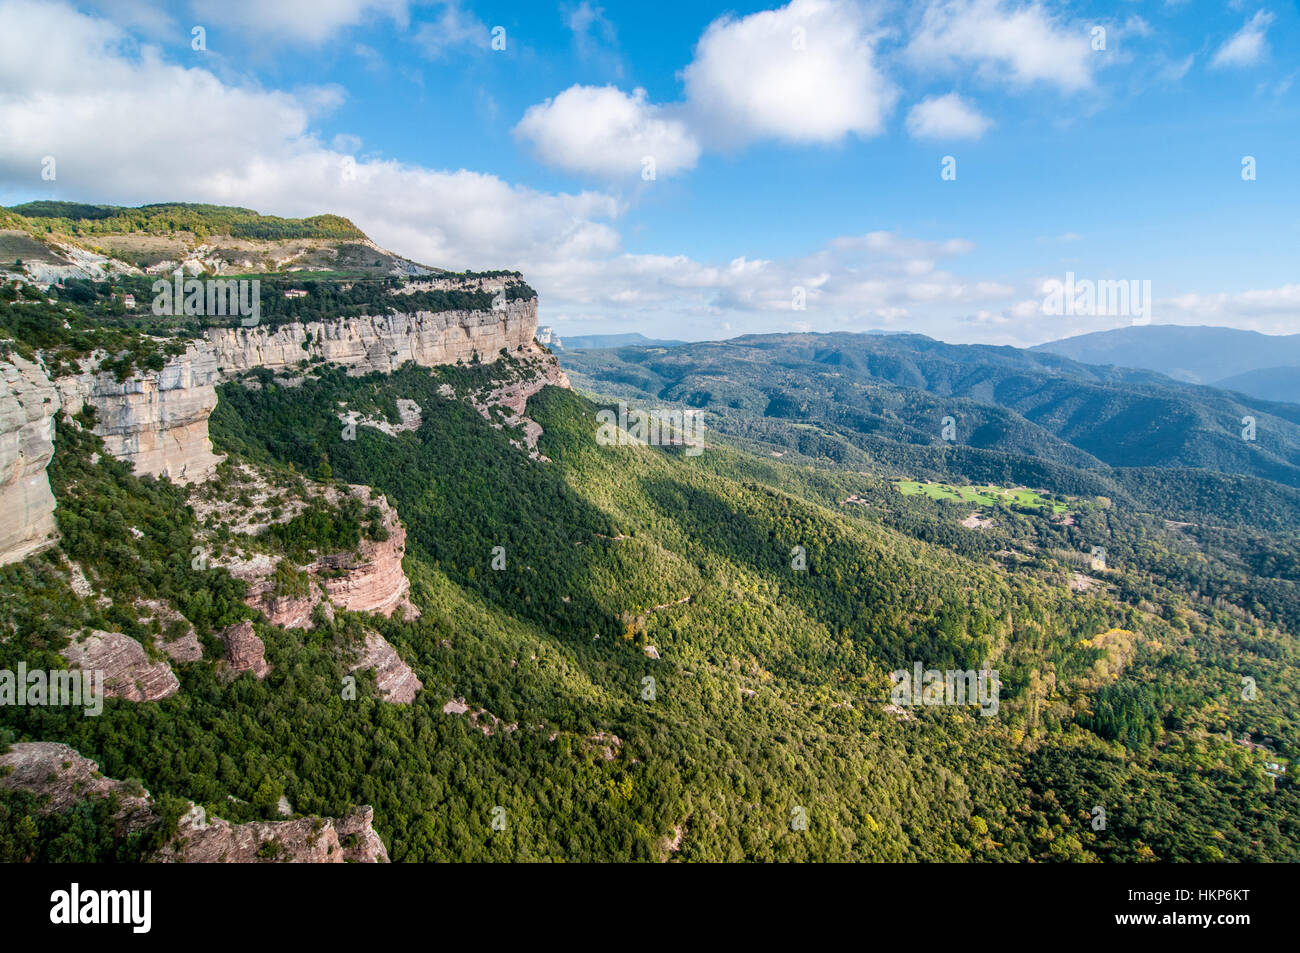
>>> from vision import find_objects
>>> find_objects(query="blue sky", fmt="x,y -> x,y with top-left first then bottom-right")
0,0 -> 1297,345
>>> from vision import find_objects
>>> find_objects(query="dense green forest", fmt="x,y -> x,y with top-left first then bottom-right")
3,345 -> 1297,861
4,202 -> 367,241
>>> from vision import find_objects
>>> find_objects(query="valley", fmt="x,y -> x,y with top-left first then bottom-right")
0,203 -> 1297,864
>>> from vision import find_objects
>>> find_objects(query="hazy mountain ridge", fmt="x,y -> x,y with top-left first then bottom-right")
1035,325 -> 1300,404
561,331 -> 1300,488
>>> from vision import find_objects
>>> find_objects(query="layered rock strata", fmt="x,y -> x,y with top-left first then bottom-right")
0,355 -> 60,565
348,631 -> 422,703
205,299 -> 538,376
61,629 -> 180,702
56,344 -> 224,484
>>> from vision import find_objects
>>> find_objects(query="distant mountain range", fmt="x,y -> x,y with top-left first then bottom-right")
560,330 -> 1300,491
1034,325 -> 1300,405
555,332 -> 686,350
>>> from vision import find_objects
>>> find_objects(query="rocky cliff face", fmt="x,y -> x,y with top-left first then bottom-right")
219,621 -> 271,679
349,631 -> 422,703
217,484 -> 418,629
32,299 -> 537,491
206,298 -> 539,376
61,629 -> 180,702
159,804 -> 389,863
0,742 -> 388,863
0,355 -> 60,565
56,343 -> 224,485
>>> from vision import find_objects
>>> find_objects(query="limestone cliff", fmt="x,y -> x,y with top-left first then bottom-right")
36,296 -> 537,488
56,343 -> 224,485
0,742 -> 389,863
0,355 -> 60,565
205,297 -> 538,376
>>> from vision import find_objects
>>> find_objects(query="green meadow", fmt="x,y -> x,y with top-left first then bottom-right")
895,480 -> 1069,514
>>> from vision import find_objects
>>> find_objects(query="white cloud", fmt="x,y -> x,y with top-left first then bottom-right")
1158,53 -> 1195,83
533,229 -> 1013,338
189,0 -> 413,45
514,85 -> 700,179
907,0 -> 1096,92
681,0 -> 897,146
1162,284 -> 1300,334
1211,11 -> 1274,69
565,2 -> 619,60
518,0 -> 896,176
0,0 -> 618,273
905,93 -> 992,139
412,2 -> 489,59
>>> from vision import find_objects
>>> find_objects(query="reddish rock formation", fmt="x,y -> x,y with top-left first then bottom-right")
319,497 -> 417,619
0,742 -> 153,829
159,804 -> 388,863
462,353 -> 571,457
348,631 -> 421,703
224,486 -> 418,629
219,621 -> 270,679
335,806 -> 390,862
0,742 -> 388,863
61,629 -> 179,702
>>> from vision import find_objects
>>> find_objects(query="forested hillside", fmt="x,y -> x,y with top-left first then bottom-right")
5,350 -> 1297,860
561,332 -> 1300,488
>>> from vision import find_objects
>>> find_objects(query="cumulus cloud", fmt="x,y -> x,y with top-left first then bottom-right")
519,0 -> 896,177
514,86 -> 700,179
0,0 -> 618,273
907,0 -> 1096,92
905,93 -> 992,139
1211,11 -> 1274,69
681,0 -> 897,146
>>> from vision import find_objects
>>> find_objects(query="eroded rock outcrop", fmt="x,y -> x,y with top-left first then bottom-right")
319,492 -> 416,618
0,355 -> 60,565
0,742 -> 389,863
460,351 -> 572,458
61,629 -> 179,702
206,298 -> 538,376
159,804 -> 388,863
136,599 -> 203,662
0,742 -> 153,827
219,484 -> 418,629
349,631 -> 421,703
219,621 -> 270,679
56,343 -> 224,484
